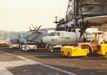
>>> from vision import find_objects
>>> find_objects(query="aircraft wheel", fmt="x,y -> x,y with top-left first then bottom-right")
50,49 -> 53,52
22,46 -> 29,51
25,46 -> 30,51
49,46 -> 54,52
21,46 -> 24,50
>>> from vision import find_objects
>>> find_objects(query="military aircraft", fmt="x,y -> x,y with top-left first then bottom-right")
42,0 -> 107,52
8,25 -> 57,51
41,27 -> 107,52
9,0 -> 107,52
8,26 -> 106,52
8,25 -> 48,48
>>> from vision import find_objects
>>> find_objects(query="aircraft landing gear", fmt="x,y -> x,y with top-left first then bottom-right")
49,46 -> 54,52
45,44 -> 54,52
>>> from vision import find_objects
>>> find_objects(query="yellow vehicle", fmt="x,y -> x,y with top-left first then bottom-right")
97,44 -> 107,57
61,46 -> 89,57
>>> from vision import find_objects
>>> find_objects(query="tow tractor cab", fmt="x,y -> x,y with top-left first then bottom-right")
61,29 -> 107,57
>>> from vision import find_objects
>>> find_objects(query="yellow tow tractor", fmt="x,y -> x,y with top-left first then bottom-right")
61,46 -> 89,57
61,31 -> 107,57
97,44 -> 107,57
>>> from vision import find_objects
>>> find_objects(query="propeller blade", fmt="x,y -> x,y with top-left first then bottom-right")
31,24 -> 38,31
36,25 -> 42,32
80,31 -> 83,38
34,26 -> 38,31
79,21 -> 88,39
32,24 -> 35,29
28,26 -> 32,31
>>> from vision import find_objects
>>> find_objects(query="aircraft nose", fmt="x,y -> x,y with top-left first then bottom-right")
42,36 -> 48,43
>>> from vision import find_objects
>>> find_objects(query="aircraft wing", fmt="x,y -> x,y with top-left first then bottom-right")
83,15 -> 107,26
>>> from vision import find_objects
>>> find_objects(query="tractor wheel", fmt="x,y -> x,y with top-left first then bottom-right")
105,52 -> 107,57
61,51 -> 64,56
67,52 -> 71,57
